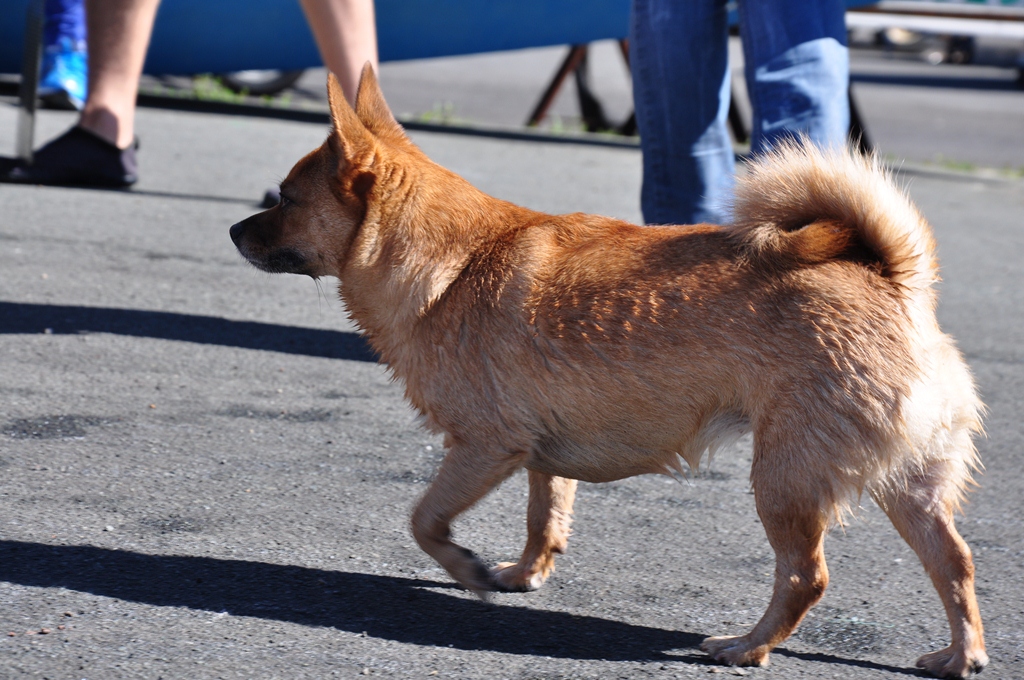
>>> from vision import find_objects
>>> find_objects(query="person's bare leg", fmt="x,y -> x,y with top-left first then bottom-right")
298,0 -> 378,105
79,0 -> 161,148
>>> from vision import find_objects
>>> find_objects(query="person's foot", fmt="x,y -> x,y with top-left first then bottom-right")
2,126 -> 138,187
38,37 -> 88,111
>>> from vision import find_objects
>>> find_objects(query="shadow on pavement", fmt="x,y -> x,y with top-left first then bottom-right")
0,540 -> 700,662
774,650 -> 927,677
0,301 -> 377,362
0,160 -> 259,205
0,539 -> 924,673
115,187 -> 262,206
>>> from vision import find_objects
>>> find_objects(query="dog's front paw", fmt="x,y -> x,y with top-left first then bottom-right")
490,562 -> 546,592
446,547 -> 498,600
916,645 -> 988,679
701,635 -> 771,668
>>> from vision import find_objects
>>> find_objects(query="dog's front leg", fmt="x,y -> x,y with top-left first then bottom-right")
492,471 -> 577,592
411,443 -> 525,598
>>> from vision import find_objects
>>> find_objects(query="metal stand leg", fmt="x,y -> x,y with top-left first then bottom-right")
527,40 -> 639,136
615,40 -> 637,136
727,86 -> 749,145
526,45 -> 588,127
574,48 -> 611,132
849,84 -> 872,155
17,0 -> 45,163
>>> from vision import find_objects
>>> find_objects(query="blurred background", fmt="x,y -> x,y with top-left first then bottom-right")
2,0 -> 1023,174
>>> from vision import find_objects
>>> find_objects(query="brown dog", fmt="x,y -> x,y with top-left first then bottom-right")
230,68 -> 987,678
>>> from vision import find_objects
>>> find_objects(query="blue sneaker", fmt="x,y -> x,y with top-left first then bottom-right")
38,37 -> 88,111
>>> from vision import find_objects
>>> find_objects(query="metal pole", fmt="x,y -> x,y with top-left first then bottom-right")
17,0 -> 45,163
525,46 -> 588,127
849,85 -> 873,155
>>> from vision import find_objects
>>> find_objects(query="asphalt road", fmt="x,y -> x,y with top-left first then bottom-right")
1,60 -> 1023,679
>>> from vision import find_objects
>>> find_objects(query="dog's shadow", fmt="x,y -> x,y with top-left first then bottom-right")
1,540 -> 698,661
0,302 -> 377,362
0,540 -> 924,673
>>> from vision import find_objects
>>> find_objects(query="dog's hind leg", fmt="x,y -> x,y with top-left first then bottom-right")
491,471 -> 577,592
702,455 -> 831,667
873,462 -> 987,679
411,442 -> 526,598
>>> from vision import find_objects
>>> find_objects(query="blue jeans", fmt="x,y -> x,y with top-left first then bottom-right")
630,0 -> 850,225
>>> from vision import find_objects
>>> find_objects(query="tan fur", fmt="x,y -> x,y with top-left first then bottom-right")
229,68 -> 987,678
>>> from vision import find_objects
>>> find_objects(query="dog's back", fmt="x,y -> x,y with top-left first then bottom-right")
411,143 -> 980,520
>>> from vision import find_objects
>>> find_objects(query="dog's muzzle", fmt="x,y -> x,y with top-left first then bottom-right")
229,221 -> 246,247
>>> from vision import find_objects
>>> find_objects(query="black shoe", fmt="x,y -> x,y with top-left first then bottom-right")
2,126 -> 138,187
39,89 -> 84,111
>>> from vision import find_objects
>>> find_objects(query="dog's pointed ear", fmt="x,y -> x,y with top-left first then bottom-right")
327,72 -> 372,163
327,73 -> 377,199
354,63 -> 408,143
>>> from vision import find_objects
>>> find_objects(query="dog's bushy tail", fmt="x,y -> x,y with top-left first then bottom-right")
730,140 -> 937,305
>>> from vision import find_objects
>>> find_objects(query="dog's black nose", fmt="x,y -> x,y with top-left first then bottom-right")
229,221 -> 244,246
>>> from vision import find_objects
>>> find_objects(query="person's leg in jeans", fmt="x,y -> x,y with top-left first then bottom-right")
630,0 -> 734,226
739,0 -> 849,154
